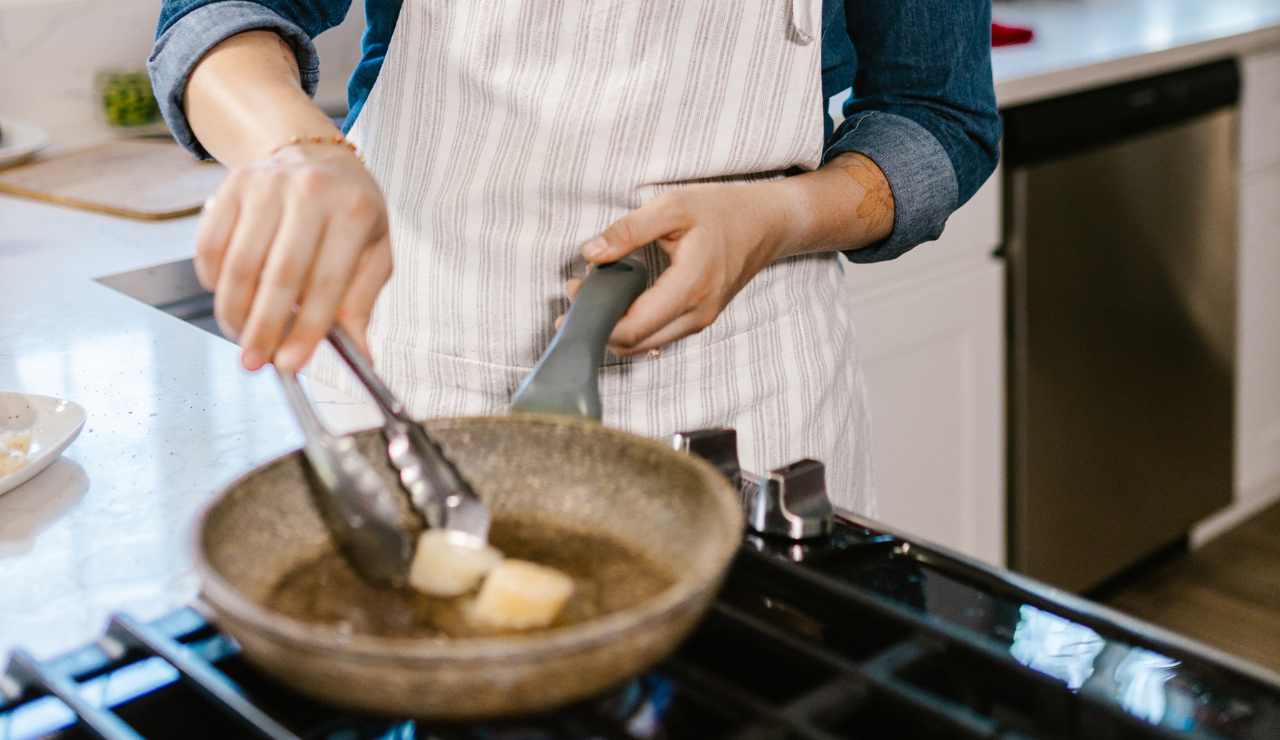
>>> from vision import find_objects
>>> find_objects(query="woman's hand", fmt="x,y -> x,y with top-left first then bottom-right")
570,153 -> 893,356
194,143 -> 392,373
569,180 -> 800,357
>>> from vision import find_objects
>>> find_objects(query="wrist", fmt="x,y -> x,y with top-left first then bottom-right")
768,153 -> 896,261
763,177 -> 814,262
267,134 -> 359,164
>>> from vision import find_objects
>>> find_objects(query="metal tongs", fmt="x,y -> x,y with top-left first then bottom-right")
276,259 -> 646,586
276,327 -> 491,587
326,326 -> 490,540
277,371 -> 416,586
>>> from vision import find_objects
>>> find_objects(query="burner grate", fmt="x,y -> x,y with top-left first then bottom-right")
719,546 -> 1254,740
2,534 -> 1277,739
106,613 -> 294,739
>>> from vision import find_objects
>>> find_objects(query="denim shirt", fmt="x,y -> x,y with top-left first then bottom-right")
150,1 -> 1000,261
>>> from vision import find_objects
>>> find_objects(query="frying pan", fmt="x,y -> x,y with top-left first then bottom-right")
193,259 -> 745,718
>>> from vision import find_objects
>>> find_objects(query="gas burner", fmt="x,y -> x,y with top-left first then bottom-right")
4,429 -> 1280,739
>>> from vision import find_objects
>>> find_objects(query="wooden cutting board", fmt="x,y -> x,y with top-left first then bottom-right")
0,139 -> 225,220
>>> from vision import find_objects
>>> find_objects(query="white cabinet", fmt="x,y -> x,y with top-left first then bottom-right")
1194,47 -> 1280,543
1236,49 -> 1280,505
1241,49 -> 1280,175
1236,165 -> 1280,503
845,175 -> 1006,566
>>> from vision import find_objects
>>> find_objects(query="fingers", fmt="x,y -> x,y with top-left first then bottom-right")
334,235 -> 394,359
193,186 -> 239,290
235,198 -> 326,370
610,309 -> 707,356
561,253 -> 717,356
275,199 -> 385,372
608,255 -> 710,351
199,146 -> 392,374
562,269 -> 709,356
583,192 -> 687,264
552,276 -> 583,331
213,186 -> 283,341
571,187 -> 762,355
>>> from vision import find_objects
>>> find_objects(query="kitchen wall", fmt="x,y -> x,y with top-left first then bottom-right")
0,0 -> 365,148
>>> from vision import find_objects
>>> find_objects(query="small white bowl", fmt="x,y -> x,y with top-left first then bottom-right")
0,117 -> 51,170
0,393 -> 86,496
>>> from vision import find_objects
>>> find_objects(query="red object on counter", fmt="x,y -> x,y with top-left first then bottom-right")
992,21 -> 1035,47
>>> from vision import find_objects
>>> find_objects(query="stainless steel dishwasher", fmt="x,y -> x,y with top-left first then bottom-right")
1002,59 -> 1240,592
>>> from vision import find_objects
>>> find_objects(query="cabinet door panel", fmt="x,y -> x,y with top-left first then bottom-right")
850,259 -> 1005,565
1242,50 -> 1280,175
1237,166 -> 1280,499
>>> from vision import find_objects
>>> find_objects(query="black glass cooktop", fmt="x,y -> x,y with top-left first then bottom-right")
3,518 -> 1278,739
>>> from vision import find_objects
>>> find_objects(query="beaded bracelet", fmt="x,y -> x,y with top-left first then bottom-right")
268,134 -> 360,160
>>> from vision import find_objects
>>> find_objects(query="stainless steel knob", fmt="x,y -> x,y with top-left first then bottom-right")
672,429 -> 834,541
743,459 -> 833,540
672,428 -> 742,489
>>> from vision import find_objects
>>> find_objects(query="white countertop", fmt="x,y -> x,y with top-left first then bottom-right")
0,198 -> 378,662
994,0 -> 1280,106
3,0 -> 1280,666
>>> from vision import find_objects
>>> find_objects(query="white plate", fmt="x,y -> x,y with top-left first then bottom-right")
0,393 -> 86,496
0,117 -> 50,170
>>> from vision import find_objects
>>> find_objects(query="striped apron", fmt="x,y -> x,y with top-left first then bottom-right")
309,0 -> 875,514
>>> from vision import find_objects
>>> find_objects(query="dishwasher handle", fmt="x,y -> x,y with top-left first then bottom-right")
1002,58 -> 1240,168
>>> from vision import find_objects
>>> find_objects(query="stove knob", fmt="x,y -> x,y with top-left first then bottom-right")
745,459 -> 833,540
671,428 -> 742,488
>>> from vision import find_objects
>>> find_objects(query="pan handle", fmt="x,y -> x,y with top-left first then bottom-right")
511,257 -> 648,420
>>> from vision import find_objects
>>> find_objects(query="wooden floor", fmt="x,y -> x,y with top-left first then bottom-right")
1104,501 -> 1280,671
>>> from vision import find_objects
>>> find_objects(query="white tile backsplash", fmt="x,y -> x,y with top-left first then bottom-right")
0,0 -> 364,148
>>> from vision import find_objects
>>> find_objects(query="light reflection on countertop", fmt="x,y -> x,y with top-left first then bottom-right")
0,196 -> 379,661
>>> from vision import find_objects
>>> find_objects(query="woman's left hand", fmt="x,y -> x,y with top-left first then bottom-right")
568,180 -> 799,357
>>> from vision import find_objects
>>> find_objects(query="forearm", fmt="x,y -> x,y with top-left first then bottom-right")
770,153 -> 895,261
185,30 -> 339,166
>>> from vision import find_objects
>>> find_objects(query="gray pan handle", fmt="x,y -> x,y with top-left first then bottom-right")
511,257 -> 648,420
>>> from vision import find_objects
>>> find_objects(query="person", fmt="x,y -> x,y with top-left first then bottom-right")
150,1 -> 1000,514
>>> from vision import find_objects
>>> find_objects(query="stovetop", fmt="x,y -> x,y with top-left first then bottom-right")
3,515 -> 1279,740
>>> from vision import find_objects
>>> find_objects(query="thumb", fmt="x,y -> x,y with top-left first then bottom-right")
583,193 -> 686,264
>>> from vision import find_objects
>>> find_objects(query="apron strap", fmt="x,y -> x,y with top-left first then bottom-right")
789,0 -> 817,45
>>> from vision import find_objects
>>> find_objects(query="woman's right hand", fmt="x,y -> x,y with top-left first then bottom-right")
193,142 -> 392,373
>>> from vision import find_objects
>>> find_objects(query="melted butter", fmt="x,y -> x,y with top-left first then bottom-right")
265,518 -> 675,638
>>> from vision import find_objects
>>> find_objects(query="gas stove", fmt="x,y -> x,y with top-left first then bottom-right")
3,430 -> 1279,739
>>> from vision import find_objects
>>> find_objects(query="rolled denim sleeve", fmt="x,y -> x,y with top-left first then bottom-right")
149,0 -> 350,159
827,0 -> 1001,263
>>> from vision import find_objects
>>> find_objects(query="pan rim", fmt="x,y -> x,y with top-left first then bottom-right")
192,413 -> 744,664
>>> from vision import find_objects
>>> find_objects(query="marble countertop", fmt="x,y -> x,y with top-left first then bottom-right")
993,0 -> 1280,106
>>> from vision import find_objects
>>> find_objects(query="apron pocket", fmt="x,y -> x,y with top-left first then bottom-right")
376,343 -> 532,418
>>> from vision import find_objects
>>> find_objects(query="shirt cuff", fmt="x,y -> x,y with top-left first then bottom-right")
823,110 -> 960,263
148,1 -> 321,159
